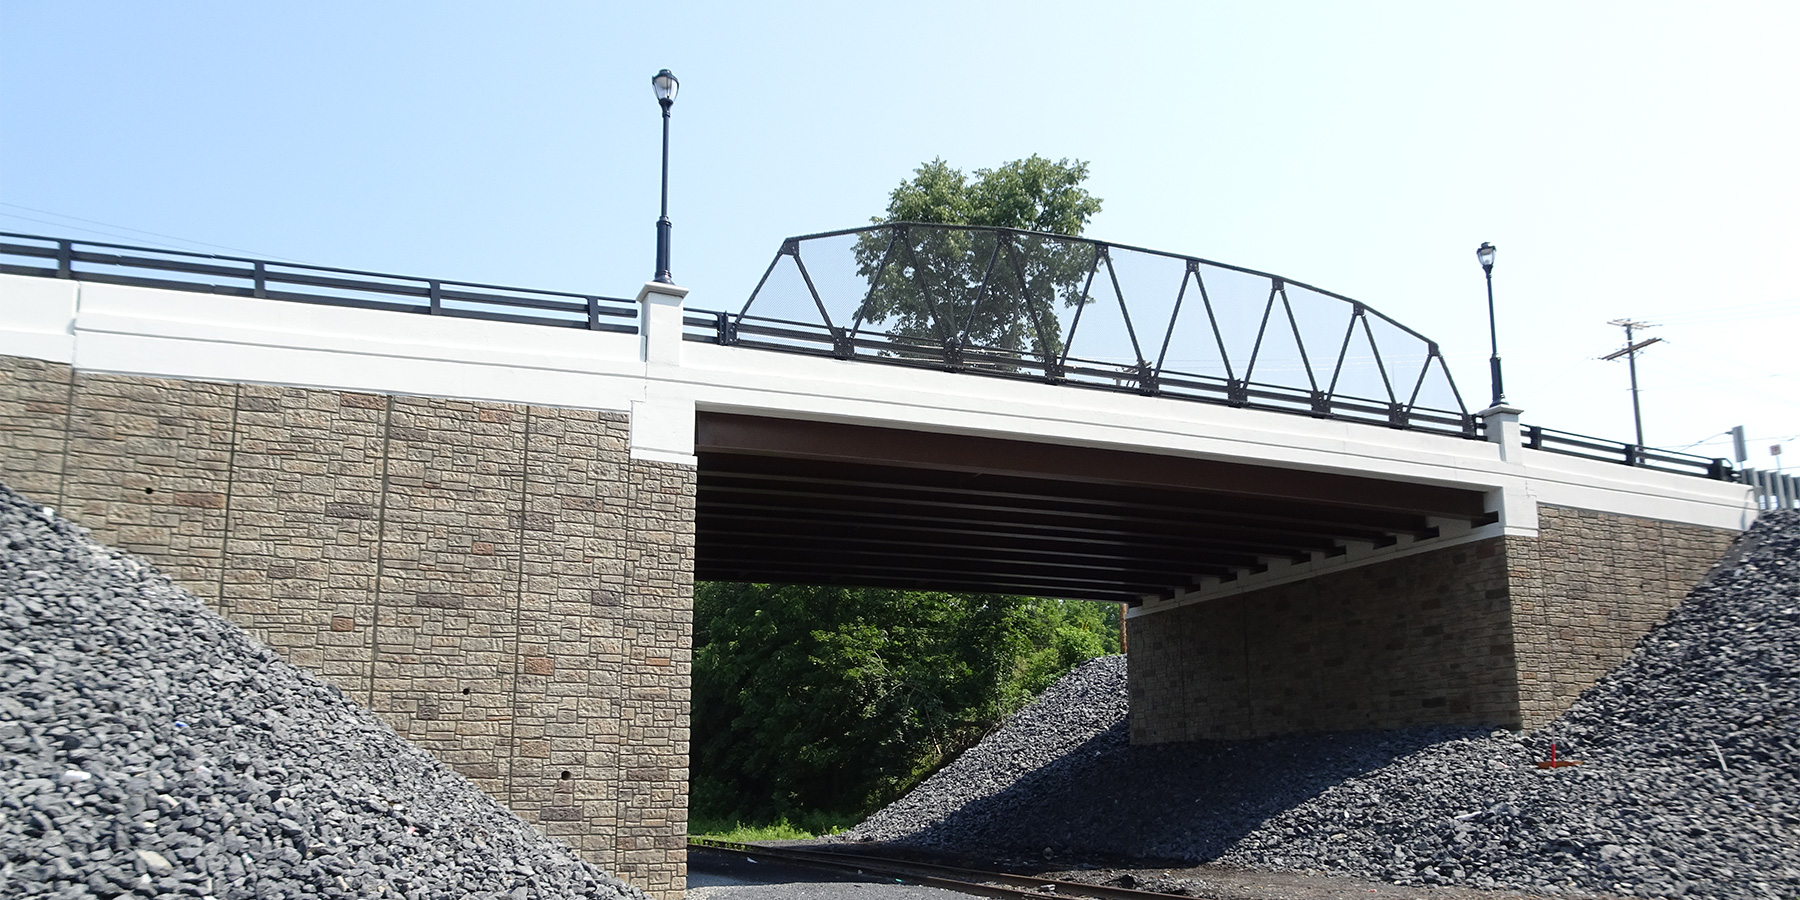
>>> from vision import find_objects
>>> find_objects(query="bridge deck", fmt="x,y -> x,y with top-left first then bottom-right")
695,413 -> 1491,604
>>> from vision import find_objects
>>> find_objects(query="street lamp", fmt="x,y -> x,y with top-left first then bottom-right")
1476,242 -> 1503,408
652,69 -> 679,284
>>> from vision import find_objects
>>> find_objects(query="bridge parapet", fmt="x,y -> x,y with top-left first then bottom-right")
0,229 -> 1736,482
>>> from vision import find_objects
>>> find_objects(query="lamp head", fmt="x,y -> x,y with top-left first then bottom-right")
1476,242 -> 1496,272
652,69 -> 679,109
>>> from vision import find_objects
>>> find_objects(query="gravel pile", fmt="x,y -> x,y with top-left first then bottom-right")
846,513 -> 1800,899
0,484 -> 646,900
854,655 -> 1128,842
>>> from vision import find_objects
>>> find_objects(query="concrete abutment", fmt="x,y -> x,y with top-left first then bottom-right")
1128,507 -> 1737,742
0,356 -> 694,898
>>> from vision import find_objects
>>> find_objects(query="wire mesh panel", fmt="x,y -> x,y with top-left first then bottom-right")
719,223 -> 1474,436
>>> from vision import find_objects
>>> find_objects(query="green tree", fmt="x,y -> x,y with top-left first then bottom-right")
881,156 -> 1102,234
853,156 -> 1103,361
690,583 -> 1120,825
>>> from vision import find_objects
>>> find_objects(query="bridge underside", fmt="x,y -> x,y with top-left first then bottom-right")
694,413 -> 1494,605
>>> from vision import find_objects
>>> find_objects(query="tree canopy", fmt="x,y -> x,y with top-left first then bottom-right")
879,155 -> 1103,235
852,157 -> 1104,361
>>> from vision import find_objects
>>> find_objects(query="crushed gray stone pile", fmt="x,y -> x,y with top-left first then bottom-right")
844,512 -> 1800,899
0,484 -> 646,900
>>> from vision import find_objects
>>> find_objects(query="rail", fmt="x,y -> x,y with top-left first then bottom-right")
689,839 -> 1208,900
0,232 -> 638,334
1519,424 -> 1733,481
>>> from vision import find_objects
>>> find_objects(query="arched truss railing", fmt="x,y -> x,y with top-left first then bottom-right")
691,222 -> 1473,436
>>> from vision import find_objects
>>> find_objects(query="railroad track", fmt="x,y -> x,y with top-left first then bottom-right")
689,839 -> 1208,899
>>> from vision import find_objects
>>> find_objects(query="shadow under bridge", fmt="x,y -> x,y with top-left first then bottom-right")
694,413 -> 1493,606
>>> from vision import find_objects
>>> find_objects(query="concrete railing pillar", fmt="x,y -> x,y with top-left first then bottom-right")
636,281 -> 689,367
1479,403 -> 1537,536
631,282 -> 696,466
1480,404 -> 1525,465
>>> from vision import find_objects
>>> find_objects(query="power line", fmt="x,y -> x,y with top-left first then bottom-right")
0,202 -> 311,263
1639,300 -> 1800,327
0,212 -> 216,256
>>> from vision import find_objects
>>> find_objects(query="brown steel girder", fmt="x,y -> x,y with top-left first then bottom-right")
693,413 -> 1490,605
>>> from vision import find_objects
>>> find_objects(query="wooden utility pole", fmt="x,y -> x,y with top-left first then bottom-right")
1601,319 -> 1664,451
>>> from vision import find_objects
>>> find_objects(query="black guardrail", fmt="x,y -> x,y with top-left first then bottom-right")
0,232 -> 637,334
1522,424 -> 1732,480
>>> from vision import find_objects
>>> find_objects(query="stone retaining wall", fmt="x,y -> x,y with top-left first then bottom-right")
1509,505 -> 1739,727
1129,509 -> 1738,743
1130,538 -> 1518,743
0,355 -> 693,899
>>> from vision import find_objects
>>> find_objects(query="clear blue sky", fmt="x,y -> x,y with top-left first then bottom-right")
4,2 -> 1795,464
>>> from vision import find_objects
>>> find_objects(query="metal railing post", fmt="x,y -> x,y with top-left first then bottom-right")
55,240 -> 72,278
428,280 -> 442,315
253,262 -> 268,299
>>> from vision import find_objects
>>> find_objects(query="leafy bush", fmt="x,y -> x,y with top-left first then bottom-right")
690,583 -> 1120,826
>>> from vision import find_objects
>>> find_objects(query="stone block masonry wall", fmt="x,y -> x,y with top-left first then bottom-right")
0,355 -> 70,500
1130,508 -> 1739,744
617,460 -> 695,891
1130,539 -> 1518,743
372,397 -> 529,802
1509,505 -> 1737,728
62,372 -> 239,603
225,384 -> 388,698
0,355 -> 693,900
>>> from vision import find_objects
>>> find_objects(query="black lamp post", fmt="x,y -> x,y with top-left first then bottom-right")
652,69 -> 679,284
1477,242 -> 1503,408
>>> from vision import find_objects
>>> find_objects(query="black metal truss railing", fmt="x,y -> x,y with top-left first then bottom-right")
0,232 -> 638,334
699,222 -> 1475,434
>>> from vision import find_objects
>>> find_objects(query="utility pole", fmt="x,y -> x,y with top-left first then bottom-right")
1600,319 -> 1664,453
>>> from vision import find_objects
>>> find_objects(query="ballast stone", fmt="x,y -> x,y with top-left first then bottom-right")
847,512 -> 1800,900
0,483 -> 648,900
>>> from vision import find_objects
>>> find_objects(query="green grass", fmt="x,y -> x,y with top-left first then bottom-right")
688,812 -> 859,842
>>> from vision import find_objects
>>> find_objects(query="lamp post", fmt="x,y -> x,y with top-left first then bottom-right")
652,69 -> 679,284
1476,242 -> 1503,408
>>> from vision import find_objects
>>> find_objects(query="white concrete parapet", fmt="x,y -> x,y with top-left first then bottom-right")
0,271 -> 1755,532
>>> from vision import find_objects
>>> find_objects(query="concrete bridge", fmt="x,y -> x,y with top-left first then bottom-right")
0,231 -> 1753,899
